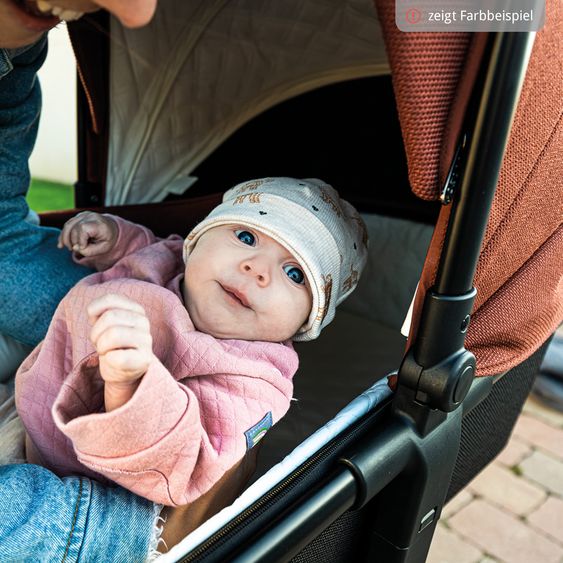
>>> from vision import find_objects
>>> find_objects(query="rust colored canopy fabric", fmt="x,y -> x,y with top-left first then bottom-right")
376,0 -> 563,376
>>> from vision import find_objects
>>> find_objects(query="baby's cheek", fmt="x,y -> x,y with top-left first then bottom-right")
282,293 -> 311,332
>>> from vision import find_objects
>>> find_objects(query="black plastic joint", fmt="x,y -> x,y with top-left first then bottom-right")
339,422 -> 413,511
394,287 -> 477,421
414,288 -> 477,368
415,349 -> 476,412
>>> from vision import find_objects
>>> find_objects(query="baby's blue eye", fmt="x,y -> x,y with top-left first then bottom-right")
284,265 -> 305,285
235,230 -> 256,246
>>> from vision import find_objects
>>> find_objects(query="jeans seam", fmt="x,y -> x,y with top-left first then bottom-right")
62,477 -> 84,563
0,49 -> 13,79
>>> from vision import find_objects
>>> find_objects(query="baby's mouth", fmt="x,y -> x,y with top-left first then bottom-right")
15,0 -> 84,21
220,284 -> 252,309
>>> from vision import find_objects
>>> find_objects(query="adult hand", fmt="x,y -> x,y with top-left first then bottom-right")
58,211 -> 118,256
88,294 -> 154,411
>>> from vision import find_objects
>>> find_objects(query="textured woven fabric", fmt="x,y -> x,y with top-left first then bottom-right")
290,510 -> 366,563
374,0 -> 473,201
447,342 -> 546,499
466,0 -> 563,374
397,0 -> 563,375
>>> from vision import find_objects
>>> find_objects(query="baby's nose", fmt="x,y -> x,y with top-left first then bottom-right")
241,258 -> 270,286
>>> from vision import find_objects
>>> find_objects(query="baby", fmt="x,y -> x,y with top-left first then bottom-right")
15,177 -> 368,506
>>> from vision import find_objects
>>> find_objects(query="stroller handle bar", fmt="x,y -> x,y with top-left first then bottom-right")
435,31 -> 536,297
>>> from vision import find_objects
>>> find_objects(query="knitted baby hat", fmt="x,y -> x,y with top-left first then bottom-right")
183,177 -> 368,341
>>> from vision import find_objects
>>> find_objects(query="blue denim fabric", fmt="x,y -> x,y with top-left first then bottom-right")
0,39 -> 157,561
0,464 -> 155,561
0,37 -> 92,346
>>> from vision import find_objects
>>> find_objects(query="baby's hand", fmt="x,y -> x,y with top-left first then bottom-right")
58,211 -> 118,256
88,294 -> 154,411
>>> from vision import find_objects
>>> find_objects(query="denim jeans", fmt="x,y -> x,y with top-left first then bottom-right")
0,37 -> 92,346
0,464 -> 155,561
0,38 -> 157,561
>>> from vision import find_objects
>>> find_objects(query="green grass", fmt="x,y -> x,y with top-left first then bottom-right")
26,178 -> 75,213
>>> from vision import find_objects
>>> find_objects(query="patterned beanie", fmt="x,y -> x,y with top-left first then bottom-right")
183,177 -> 368,341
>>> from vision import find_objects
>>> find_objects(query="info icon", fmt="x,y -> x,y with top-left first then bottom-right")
405,7 -> 422,24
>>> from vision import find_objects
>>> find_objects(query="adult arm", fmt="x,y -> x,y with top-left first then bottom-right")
0,38 -> 92,346
0,464 -> 158,562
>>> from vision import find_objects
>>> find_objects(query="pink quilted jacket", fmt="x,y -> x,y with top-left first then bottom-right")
15,217 -> 297,506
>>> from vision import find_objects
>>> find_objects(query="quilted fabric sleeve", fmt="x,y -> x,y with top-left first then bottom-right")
52,349 -> 295,506
72,215 -> 163,271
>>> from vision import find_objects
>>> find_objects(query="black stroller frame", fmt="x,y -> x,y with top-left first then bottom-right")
170,31 -> 536,563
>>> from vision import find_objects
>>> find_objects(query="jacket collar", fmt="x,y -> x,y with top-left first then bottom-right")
0,39 -> 45,80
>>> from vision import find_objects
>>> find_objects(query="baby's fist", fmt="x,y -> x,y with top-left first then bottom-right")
88,294 -> 154,390
58,211 -> 118,257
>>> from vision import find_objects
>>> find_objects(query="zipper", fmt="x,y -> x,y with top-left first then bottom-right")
181,395 -> 391,562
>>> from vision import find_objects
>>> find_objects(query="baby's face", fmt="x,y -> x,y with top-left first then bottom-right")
182,225 -> 312,342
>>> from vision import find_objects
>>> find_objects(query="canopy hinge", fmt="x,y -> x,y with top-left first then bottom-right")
394,288 -> 477,436
441,134 -> 468,204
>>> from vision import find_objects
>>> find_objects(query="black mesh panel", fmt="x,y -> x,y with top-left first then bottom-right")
446,340 -> 547,500
290,510 -> 367,563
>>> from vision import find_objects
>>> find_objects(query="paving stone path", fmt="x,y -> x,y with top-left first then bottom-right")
427,395 -> 563,563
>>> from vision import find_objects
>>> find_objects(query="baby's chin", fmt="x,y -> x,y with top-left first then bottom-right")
191,316 -> 293,343
189,313 -> 246,340
183,289 -> 299,341
195,321 -> 258,341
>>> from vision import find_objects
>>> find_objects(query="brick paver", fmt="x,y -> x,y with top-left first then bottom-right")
519,450 -> 563,496
430,390 -> 563,562
467,462 -> 546,516
527,496 -> 563,546
441,489 -> 473,519
513,413 -> 563,459
426,523 -> 482,563
523,396 -> 563,428
449,499 -> 563,563
495,438 -> 531,467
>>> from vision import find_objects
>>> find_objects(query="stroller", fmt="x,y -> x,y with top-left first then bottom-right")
39,0 -> 562,560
